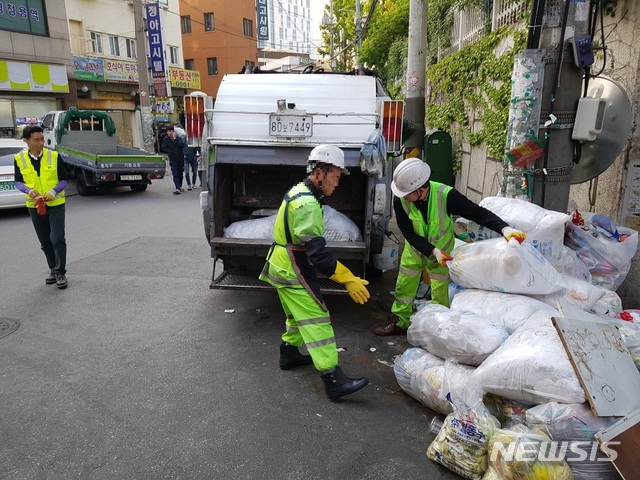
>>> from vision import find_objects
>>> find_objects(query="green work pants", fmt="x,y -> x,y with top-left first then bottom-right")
391,243 -> 450,329
277,287 -> 338,372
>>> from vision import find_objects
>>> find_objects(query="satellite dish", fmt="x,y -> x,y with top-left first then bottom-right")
570,76 -> 632,184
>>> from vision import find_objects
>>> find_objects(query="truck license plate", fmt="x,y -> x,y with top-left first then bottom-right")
120,175 -> 142,181
0,181 -> 15,191
269,114 -> 313,137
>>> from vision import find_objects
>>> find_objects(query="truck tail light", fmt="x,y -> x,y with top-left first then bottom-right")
381,100 -> 404,154
147,172 -> 164,180
97,173 -> 116,181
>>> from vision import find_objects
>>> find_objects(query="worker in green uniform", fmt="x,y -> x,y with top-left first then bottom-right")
374,158 -> 526,336
260,144 -> 371,401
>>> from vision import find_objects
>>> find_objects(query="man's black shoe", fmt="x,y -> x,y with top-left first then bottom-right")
45,272 -> 56,285
279,342 -> 313,370
321,366 -> 369,401
55,274 -> 68,289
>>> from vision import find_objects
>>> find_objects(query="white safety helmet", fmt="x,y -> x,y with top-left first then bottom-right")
307,144 -> 349,175
391,158 -> 431,197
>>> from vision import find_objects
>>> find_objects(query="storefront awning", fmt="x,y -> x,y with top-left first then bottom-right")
0,60 -> 69,92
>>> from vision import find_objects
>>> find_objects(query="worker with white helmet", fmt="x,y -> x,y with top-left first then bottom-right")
373,157 -> 525,336
260,144 -> 371,400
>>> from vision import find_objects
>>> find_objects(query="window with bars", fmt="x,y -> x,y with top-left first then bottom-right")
207,57 -> 218,75
181,15 -> 192,34
204,13 -> 215,31
243,18 -> 253,37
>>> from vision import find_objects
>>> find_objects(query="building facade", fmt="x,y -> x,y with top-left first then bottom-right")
1,0 -> 200,149
256,0 -> 314,71
66,0 -> 195,148
0,0 -> 73,139
179,0 -> 258,99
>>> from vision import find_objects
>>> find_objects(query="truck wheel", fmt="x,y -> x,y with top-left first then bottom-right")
130,184 -> 148,192
76,174 -> 94,196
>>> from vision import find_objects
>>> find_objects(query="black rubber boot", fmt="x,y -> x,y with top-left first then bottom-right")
321,366 -> 369,401
279,342 -> 313,370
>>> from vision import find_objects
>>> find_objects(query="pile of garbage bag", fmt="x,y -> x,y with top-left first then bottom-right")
223,204 -> 363,242
393,197 -> 639,480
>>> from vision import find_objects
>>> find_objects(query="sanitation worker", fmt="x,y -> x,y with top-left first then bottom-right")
260,144 -> 370,401
373,158 -> 526,336
14,125 -> 69,289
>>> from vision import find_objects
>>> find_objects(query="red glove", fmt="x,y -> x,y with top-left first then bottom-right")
34,197 -> 46,216
433,248 -> 453,267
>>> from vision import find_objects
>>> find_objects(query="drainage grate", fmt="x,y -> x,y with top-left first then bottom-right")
0,319 -> 20,340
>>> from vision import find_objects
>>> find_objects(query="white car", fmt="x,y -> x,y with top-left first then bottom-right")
0,138 -> 27,209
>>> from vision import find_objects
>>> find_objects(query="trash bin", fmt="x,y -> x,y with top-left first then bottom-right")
424,129 -> 454,186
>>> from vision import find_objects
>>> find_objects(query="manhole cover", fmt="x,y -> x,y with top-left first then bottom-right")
0,319 -> 20,339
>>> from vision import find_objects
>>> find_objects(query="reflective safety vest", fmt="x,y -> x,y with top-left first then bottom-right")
260,181 -> 327,307
14,149 -> 65,208
401,180 -> 455,254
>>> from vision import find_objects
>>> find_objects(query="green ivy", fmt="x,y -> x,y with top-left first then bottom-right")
426,28 -> 527,169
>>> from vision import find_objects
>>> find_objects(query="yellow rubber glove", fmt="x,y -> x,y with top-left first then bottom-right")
432,248 -> 453,267
330,261 -> 370,305
502,227 -> 526,244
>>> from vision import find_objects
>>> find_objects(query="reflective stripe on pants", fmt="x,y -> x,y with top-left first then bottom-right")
391,246 -> 450,329
277,287 -> 338,372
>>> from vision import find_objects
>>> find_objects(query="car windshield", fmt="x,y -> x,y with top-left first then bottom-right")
0,149 -> 23,166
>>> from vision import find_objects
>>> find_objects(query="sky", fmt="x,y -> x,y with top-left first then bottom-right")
310,2 -> 328,56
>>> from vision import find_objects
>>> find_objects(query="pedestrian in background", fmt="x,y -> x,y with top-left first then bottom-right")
13,125 -> 69,289
161,126 -> 186,195
373,158 -> 526,336
260,144 -> 371,401
184,145 -> 198,190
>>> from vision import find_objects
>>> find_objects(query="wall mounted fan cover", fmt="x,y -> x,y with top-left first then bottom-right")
571,76 -> 632,184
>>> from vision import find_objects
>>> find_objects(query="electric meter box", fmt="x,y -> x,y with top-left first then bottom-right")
424,129 -> 454,186
572,97 -> 607,142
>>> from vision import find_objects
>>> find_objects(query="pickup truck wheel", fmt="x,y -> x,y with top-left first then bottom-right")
130,184 -> 148,192
76,174 -> 94,196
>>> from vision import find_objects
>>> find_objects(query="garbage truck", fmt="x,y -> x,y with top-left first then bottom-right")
41,109 -> 166,195
198,72 -> 404,294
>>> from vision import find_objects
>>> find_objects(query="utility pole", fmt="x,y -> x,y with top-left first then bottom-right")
133,0 -> 155,152
405,0 -> 428,150
530,0 -> 589,212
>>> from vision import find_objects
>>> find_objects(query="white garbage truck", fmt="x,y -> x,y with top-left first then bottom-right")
200,72 -> 403,293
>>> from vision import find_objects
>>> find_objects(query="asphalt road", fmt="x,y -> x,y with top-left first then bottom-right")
0,175 -> 459,480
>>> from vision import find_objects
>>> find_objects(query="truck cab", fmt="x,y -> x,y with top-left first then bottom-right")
203,72 -> 403,293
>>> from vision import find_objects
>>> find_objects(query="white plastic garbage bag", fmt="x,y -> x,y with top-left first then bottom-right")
471,316 -> 586,405
223,214 -> 275,239
394,347 -> 475,415
321,205 -> 363,241
449,238 -> 561,295
450,289 -> 556,334
408,304 -> 509,366
465,196 -> 570,263
223,205 -> 362,241
533,273 -> 622,317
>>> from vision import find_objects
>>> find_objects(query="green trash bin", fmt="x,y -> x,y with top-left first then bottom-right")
424,129 -> 454,186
